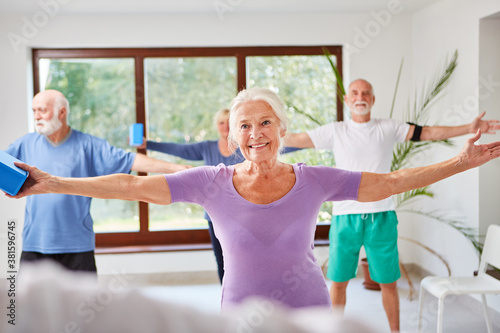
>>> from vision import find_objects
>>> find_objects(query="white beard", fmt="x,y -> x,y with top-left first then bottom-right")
350,101 -> 371,116
35,112 -> 63,136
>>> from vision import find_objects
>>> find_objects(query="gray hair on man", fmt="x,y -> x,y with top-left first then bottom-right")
52,91 -> 70,116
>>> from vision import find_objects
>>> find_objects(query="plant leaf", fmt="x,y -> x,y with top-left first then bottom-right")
395,186 -> 434,208
288,104 -> 323,126
322,47 -> 345,100
397,209 -> 484,256
389,58 -> 404,119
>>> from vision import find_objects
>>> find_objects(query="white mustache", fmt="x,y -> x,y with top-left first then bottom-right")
354,101 -> 368,107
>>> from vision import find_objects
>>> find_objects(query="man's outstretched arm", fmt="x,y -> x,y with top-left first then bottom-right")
406,111 -> 500,141
131,153 -> 191,174
284,132 -> 315,148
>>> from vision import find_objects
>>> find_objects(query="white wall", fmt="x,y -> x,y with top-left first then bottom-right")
0,16 -> 32,277
479,16 -> 500,236
412,0 -> 500,312
479,12 -> 500,316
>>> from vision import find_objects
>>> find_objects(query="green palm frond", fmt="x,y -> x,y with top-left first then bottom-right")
390,51 -> 484,257
390,51 -> 458,184
405,50 -> 458,124
421,50 -> 458,114
392,139 -> 454,171
322,47 -> 345,100
395,187 -> 434,208
389,58 -> 404,119
288,104 -> 323,126
398,209 -> 484,255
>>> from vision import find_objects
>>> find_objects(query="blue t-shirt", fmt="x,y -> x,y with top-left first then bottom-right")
5,129 -> 136,253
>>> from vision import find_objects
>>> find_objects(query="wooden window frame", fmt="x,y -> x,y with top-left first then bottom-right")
32,45 -> 343,250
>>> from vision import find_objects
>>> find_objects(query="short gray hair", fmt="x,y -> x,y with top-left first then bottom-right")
53,93 -> 70,117
348,78 -> 375,96
228,87 -> 288,152
213,107 -> 230,127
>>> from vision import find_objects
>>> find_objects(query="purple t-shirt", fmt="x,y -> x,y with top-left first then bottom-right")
165,163 -> 361,310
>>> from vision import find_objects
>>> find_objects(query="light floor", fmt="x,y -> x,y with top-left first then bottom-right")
138,273 -> 500,333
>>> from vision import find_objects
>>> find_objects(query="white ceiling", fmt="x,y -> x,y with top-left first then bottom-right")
0,0 -> 440,15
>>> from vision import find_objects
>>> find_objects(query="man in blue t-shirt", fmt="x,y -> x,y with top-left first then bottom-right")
5,90 -> 189,274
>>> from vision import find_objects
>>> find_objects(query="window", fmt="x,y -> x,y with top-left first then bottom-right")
32,46 -> 343,249
38,57 -> 140,232
144,56 -> 238,231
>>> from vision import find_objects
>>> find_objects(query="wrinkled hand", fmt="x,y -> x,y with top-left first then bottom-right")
457,130 -> 500,170
5,162 -> 53,199
470,111 -> 500,134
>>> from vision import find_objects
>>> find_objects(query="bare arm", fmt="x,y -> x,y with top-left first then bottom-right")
131,153 -> 191,174
405,111 -> 500,141
284,132 -> 315,148
359,130 -> 500,202
9,163 -> 172,205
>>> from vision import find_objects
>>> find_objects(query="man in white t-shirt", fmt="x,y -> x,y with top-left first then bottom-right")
285,79 -> 500,332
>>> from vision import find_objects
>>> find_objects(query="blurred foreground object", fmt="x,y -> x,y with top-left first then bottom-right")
1,261 -> 375,333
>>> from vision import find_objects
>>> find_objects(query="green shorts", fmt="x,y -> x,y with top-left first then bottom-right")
326,211 -> 400,284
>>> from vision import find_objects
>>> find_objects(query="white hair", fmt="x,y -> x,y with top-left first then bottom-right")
349,78 -> 375,96
53,93 -> 70,117
213,107 -> 230,127
228,87 -> 288,153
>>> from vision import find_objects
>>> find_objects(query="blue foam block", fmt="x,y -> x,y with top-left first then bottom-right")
0,150 -> 29,196
129,123 -> 144,147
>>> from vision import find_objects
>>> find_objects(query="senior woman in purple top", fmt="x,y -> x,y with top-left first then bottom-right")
139,108 -> 300,283
8,87 -> 500,310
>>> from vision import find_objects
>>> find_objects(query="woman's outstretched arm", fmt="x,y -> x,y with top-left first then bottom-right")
358,130 -> 500,202
8,162 -> 172,205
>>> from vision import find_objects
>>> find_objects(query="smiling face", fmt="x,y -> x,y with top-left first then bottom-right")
344,79 -> 375,118
232,100 -> 284,164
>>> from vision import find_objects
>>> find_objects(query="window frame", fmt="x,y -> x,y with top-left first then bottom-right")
32,45 -> 343,249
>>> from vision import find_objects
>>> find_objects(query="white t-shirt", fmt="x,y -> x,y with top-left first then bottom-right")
307,118 -> 410,215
